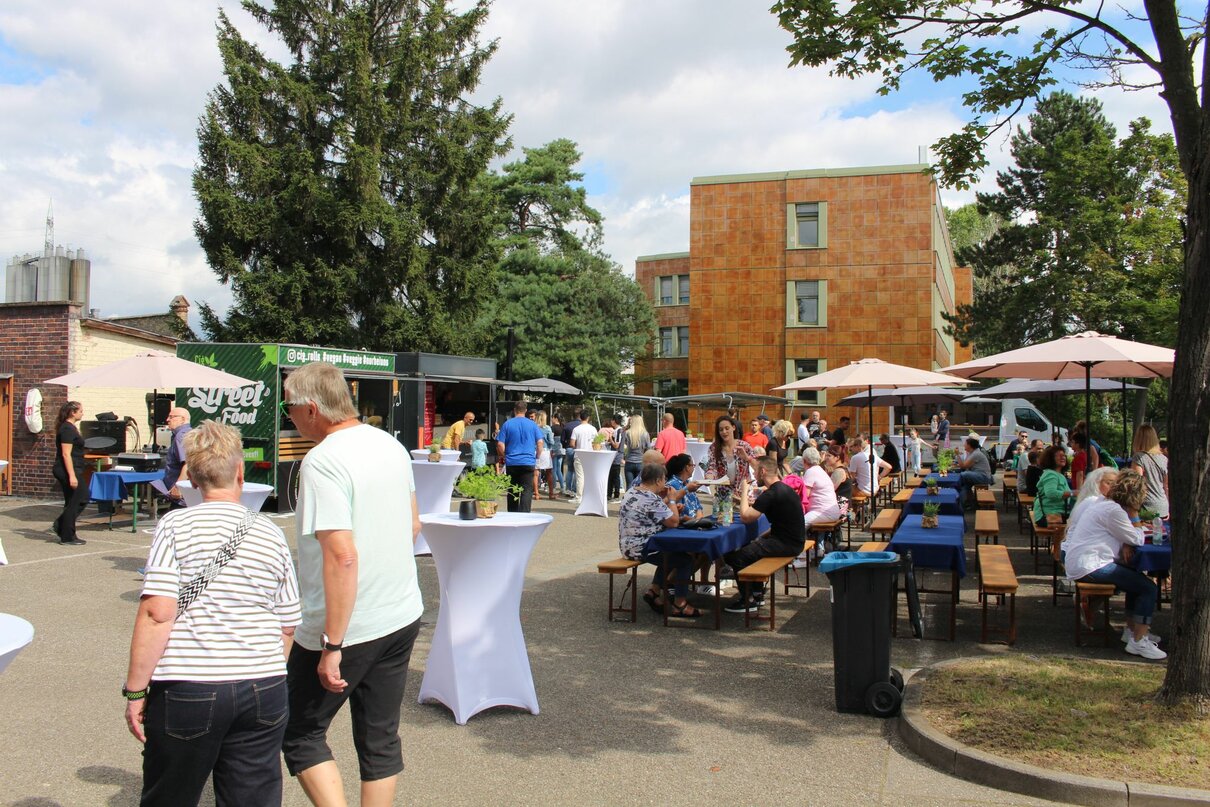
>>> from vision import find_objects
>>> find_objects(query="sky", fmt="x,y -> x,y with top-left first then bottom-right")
0,0 -> 1174,332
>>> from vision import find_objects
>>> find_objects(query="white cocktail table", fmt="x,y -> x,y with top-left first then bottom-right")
176,481 -> 275,512
684,440 -> 710,482
410,460 -> 465,555
417,512 -> 552,724
411,449 -> 463,463
573,449 -> 615,517
0,614 -> 34,675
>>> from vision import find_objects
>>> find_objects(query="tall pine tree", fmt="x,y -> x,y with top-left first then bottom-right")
193,0 -> 511,352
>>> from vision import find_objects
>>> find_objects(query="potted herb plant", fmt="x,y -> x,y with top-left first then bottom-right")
427,441 -> 442,462
591,432 -> 608,451
921,501 -> 941,529
455,467 -> 522,518
925,479 -> 940,496
936,449 -> 955,476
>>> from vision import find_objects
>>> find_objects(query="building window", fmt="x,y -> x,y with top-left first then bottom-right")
658,326 -> 689,358
786,201 -> 828,249
655,274 -> 691,306
785,279 -> 828,327
656,378 -> 688,397
785,358 -> 828,406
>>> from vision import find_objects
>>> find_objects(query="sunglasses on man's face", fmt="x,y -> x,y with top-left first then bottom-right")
278,399 -> 310,418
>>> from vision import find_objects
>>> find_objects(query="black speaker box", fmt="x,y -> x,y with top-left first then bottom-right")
80,420 -> 127,455
145,393 -> 174,426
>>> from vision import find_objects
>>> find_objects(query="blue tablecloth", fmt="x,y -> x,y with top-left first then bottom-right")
906,488 -> 962,516
646,515 -> 770,559
922,473 -> 961,489
1133,544 -> 1172,574
889,514 -> 967,577
89,471 -> 165,502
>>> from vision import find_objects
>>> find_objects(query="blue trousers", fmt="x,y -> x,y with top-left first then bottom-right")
563,448 -> 577,495
1082,562 -> 1158,623
959,470 -> 992,509
139,676 -> 288,807
551,453 -> 565,489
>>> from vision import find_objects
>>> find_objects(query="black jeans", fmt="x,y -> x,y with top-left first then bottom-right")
140,675 -> 288,807
52,467 -> 89,542
724,535 -> 805,601
505,464 -> 535,512
607,464 -> 623,499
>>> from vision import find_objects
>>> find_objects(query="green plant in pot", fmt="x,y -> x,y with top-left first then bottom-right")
427,441 -> 442,462
921,501 -> 941,528
455,467 -> 522,518
936,449 -> 955,476
925,481 -> 939,496
591,432 -> 608,450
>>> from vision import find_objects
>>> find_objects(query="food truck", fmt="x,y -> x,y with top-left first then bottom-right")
175,342 -> 400,511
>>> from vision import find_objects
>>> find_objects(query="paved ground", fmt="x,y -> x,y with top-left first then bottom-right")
0,478 -> 1158,806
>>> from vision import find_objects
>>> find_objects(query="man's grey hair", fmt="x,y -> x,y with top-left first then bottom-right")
284,362 -> 358,423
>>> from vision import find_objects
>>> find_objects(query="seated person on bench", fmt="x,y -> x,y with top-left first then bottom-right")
957,436 -> 993,510
664,453 -> 704,522
150,407 -> 192,508
1062,473 -> 1164,660
619,462 -> 702,618
723,456 -> 806,614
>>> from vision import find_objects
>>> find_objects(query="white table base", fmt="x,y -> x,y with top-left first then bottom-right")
574,449 -> 615,517
417,512 -> 551,724
410,460 -> 466,555
0,614 -> 34,675
176,481 -> 275,512
685,440 -> 710,483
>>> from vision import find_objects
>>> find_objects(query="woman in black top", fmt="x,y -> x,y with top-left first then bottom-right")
52,400 -> 88,545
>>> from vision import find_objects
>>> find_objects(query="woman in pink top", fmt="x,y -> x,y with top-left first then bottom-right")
799,447 -> 841,525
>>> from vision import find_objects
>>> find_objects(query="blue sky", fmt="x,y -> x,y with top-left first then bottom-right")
0,0 -> 1177,327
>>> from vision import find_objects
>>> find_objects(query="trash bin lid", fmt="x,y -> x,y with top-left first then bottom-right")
819,551 -> 900,574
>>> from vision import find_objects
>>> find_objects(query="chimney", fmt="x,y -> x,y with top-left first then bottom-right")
170,295 -> 189,323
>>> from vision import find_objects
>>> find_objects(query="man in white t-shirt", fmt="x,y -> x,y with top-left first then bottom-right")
849,437 -> 892,496
281,362 -> 423,807
569,409 -> 598,502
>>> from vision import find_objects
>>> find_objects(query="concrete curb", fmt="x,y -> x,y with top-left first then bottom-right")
898,658 -> 1210,807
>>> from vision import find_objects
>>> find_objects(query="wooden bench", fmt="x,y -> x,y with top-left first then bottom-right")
891,488 -> 914,508
1002,472 -> 1018,510
977,544 -> 1018,645
1031,515 -> 1066,574
905,476 -> 923,488
869,508 -> 900,541
974,510 -> 999,545
848,492 -> 872,534
1051,534 -> 1073,607
858,541 -> 889,552
878,476 -> 896,505
597,557 -> 640,623
737,540 -> 815,631
1075,582 -> 1117,647
806,519 -> 841,553
1016,493 -> 1035,533
975,489 -> 996,510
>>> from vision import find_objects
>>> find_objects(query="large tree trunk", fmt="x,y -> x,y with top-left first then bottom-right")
1159,138 -> 1210,710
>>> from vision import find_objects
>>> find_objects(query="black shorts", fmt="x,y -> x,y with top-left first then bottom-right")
282,619 -> 421,781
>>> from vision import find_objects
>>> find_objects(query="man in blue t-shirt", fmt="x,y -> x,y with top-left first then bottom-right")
494,400 -> 546,512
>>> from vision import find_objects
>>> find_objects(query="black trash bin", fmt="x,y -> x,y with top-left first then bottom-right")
820,550 -> 917,717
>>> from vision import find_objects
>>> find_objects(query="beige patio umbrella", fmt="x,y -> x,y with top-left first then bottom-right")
942,331 -> 1175,457
773,358 -> 974,488
45,350 -> 257,447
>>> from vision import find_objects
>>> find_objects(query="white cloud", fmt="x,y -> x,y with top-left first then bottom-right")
0,0 -> 1182,330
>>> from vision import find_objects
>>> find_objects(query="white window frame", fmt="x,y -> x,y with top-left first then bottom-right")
786,201 -> 828,250
785,279 -> 828,327
784,358 -> 828,406
657,326 -> 689,358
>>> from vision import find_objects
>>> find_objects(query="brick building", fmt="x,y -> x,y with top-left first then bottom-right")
0,302 -> 179,497
634,163 -> 973,428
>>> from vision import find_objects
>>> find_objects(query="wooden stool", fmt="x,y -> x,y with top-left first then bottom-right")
598,557 -> 640,622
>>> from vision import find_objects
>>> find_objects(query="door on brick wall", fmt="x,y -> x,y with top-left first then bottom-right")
0,376 -> 10,494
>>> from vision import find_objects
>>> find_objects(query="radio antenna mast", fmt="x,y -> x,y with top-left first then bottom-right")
43,200 -> 54,255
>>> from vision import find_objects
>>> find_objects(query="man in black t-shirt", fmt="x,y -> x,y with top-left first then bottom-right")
830,416 -> 849,449
723,456 -> 807,613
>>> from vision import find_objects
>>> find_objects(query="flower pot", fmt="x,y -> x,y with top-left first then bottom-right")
458,499 -> 477,520
921,515 -> 939,529
926,487 -> 939,496
475,500 -> 498,519
427,452 -> 442,462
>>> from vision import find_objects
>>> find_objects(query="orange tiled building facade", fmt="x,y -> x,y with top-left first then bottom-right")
634,163 -> 973,421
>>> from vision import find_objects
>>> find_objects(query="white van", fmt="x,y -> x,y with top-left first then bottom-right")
887,397 -> 1064,463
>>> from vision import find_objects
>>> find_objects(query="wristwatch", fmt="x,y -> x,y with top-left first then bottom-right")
122,684 -> 149,701
321,633 -> 343,652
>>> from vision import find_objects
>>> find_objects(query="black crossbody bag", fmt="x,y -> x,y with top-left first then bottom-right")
175,511 -> 259,619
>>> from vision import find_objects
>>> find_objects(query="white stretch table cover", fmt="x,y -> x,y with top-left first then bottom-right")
684,440 -> 710,483
417,512 -> 551,724
410,460 -> 465,555
411,449 -> 463,463
574,449 -> 615,517
176,481 -> 275,512
0,614 -> 34,675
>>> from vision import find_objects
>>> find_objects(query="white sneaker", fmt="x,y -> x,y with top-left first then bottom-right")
1121,627 -> 1162,644
569,497 -> 581,503
1126,637 -> 1167,660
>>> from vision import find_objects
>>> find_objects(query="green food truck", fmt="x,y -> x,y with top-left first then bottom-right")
175,343 -> 400,511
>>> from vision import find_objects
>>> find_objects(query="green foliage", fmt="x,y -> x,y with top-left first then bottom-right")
193,0 -> 511,352
922,501 -> 942,518
942,93 -> 1183,356
484,140 -> 656,393
936,449 -> 956,475
455,466 -> 521,501
945,204 -> 1002,255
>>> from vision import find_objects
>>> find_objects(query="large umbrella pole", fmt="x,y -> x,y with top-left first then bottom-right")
1084,363 -> 1093,466
899,394 -> 909,482
868,386 -> 876,498
1121,377 -> 1128,459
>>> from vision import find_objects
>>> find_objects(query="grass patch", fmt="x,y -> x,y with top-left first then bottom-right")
920,656 -> 1209,790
